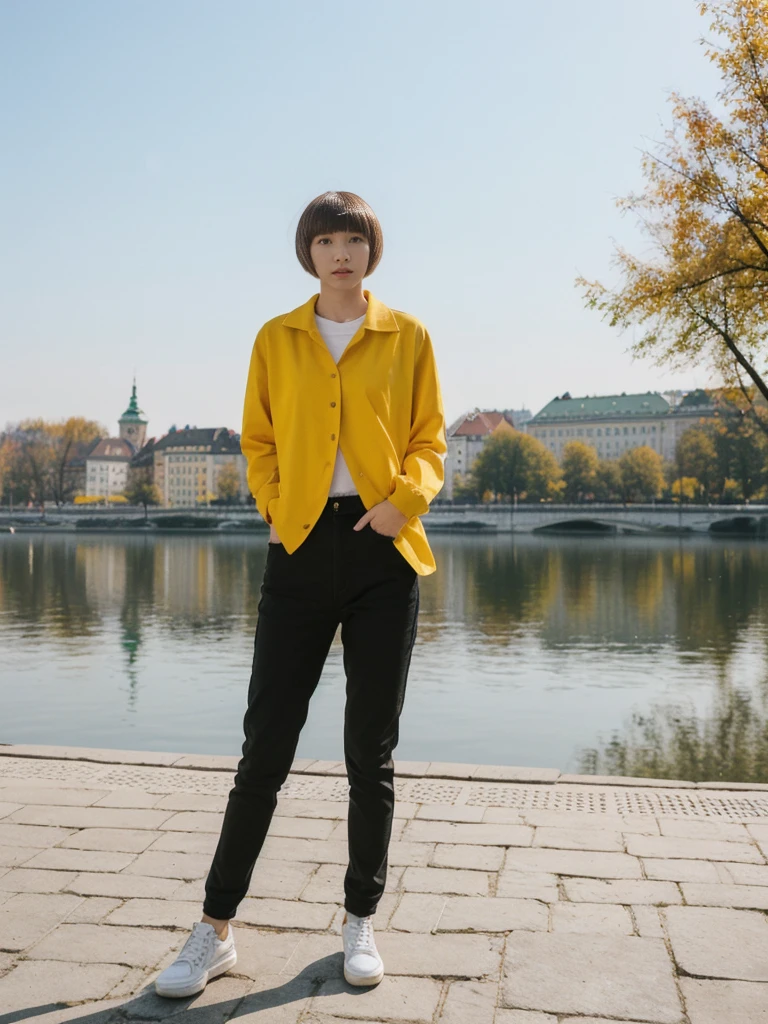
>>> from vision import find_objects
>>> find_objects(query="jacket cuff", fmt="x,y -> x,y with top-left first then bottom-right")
387,478 -> 430,520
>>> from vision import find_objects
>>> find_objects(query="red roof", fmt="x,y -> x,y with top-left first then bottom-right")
452,411 -> 511,437
88,437 -> 134,460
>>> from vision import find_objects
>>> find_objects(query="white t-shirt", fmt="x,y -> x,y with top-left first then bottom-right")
315,312 -> 366,497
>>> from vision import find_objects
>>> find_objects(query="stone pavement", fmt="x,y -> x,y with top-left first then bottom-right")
0,745 -> 767,1024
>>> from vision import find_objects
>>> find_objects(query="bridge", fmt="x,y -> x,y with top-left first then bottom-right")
2,503 -> 768,537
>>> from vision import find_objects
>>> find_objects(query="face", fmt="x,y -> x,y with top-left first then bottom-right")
310,230 -> 370,290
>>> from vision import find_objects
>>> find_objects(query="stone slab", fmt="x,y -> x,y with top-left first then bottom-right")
431,842 -> 505,871
626,834 -> 764,863
550,902 -> 633,934
0,959 -> 128,1013
532,826 -> 624,852
664,906 -> 768,981
562,878 -> 681,905
0,892 -> 84,952
309,974 -> 442,1022
26,922 -> 180,967
7,805 -> 174,830
502,933 -> 682,1022
59,828 -> 163,853
679,977 -> 768,1023
402,866 -> 490,896
503,847 -> 642,879
681,882 -> 768,909
437,896 -> 548,933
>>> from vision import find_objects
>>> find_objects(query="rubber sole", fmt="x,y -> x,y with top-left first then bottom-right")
344,964 -> 384,987
155,948 -> 238,999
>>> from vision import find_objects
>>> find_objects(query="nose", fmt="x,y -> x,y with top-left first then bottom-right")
334,244 -> 350,262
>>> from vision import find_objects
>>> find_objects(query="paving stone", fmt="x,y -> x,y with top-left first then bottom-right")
146,831 -> 218,855
0,784 -> 107,806
0,844 -> 40,867
503,847 -> 642,879
664,906 -> 768,980
59,828 -> 162,853
216,927 -> 302,979
23,847 -> 137,873
120,973 -> 251,1021
403,820 -> 533,847
560,1019 -> 661,1024
68,871 -> 180,899
431,843 -> 505,871
236,896 -> 336,931
0,892 -> 84,951
259,836 -> 350,864
415,803 -> 486,822
106,898 -> 203,928
65,896 -> 124,924
721,861 -> 768,886
642,857 -> 722,883
482,807 -> 530,824
121,850 -> 212,880
746,822 -> 768,842
309,974 -> 442,1022
437,896 -> 548,933
0,997 -> 127,1022
681,881 -> 768,909
26,922 -> 180,967
92,790 -> 163,809
632,905 -> 664,937
0,823 -> 77,848
169,878 -> 206,901
267,815 -> 338,840
532,826 -> 624,852
273,798 -> 348,820
626,834 -> 764,863
0,959 -> 128,1012
7,805 -> 174,830
0,867 -> 81,893
401,865 -> 490,896
495,1013 -> 557,1024
550,902 -> 633,935
228,972 -> 315,1023
374,931 -> 504,978
657,818 -> 750,842
248,857 -> 319,899
153,792 -> 226,812
0,802 -> 25,820
157,810 -> 225,832
562,878 -> 681,905
495,868 -> 559,901
502,933 -> 681,1021
436,979 -> 498,1023
520,810 -> 659,834
679,977 -> 768,1023
328,893 -> 399,933
388,892 -> 447,932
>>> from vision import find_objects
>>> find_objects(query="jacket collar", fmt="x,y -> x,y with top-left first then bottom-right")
282,290 -> 399,333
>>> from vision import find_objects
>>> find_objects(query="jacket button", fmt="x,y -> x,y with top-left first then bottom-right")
331,433 -> 336,440
330,372 -> 337,378
303,523 -> 310,529
330,401 -> 336,407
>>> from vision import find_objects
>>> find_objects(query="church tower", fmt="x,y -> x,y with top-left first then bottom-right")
118,379 -> 148,452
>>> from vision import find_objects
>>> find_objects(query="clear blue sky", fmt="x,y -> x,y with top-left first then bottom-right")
1,0 -> 721,440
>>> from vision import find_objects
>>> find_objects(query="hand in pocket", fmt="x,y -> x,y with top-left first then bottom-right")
269,524 -> 281,544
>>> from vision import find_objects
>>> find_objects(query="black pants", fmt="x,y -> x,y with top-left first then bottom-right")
203,493 -> 420,921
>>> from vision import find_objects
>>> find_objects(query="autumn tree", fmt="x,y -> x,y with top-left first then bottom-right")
216,463 -> 241,503
578,0 -> 768,431
594,459 -> 624,502
123,471 -> 162,520
8,418 -> 104,504
619,446 -> 665,501
676,427 -> 718,498
562,441 -> 599,501
472,432 -> 561,501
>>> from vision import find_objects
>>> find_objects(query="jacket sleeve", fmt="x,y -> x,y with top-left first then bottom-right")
387,325 -> 447,519
241,325 -> 280,524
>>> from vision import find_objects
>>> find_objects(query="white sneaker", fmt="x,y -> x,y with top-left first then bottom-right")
342,911 -> 384,986
155,921 -> 237,998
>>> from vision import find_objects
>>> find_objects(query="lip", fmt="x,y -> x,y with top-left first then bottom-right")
332,269 -> 352,275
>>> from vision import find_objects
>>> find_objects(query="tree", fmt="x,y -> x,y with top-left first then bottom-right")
676,427 -> 718,499
123,474 -> 162,520
216,463 -> 241,503
8,418 -> 104,505
619,446 -> 665,501
472,432 -> 561,501
710,396 -> 768,499
594,459 -> 624,502
578,1 -> 768,429
561,441 -> 599,501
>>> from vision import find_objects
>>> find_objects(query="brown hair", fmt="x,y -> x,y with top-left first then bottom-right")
295,191 -> 383,278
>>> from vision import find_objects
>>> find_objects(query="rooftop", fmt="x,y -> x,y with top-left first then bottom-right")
530,392 -> 670,423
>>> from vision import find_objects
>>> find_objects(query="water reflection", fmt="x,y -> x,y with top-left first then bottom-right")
0,532 -> 766,781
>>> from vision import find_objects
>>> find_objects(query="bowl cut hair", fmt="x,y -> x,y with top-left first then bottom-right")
296,191 -> 383,278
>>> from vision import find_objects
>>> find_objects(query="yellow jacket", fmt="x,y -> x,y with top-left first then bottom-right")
241,291 -> 447,576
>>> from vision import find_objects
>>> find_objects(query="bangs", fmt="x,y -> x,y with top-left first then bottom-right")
295,191 -> 384,278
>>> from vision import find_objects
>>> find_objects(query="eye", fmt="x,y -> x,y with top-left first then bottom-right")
350,235 -> 365,243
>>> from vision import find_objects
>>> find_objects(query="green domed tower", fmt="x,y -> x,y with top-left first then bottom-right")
118,379 -> 148,452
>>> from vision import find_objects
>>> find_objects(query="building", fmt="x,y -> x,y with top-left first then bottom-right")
525,390 -> 717,463
118,381 -> 148,451
444,409 -> 517,500
83,382 -> 148,500
151,426 -> 248,507
85,437 -> 135,499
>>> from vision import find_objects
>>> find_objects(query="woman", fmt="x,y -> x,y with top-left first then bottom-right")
155,191 -> 447,997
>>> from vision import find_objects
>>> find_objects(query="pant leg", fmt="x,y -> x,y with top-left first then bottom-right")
338,526 -> 420,918
203,536 -> 338,921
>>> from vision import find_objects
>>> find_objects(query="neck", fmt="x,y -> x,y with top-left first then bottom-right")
315,286 -> 368,323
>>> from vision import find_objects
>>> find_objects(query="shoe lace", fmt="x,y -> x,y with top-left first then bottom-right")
348,915 -> 377,954
179,924 -> 215,968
